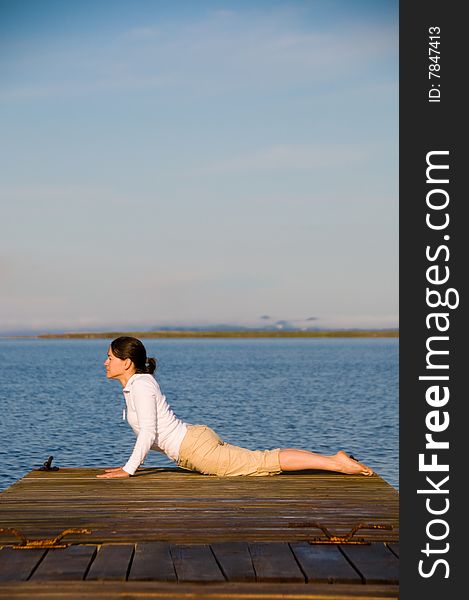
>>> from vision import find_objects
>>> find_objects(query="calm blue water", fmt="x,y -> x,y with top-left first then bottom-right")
0,338 -> 398,492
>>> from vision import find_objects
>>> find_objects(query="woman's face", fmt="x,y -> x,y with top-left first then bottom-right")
104,347 -> 128,380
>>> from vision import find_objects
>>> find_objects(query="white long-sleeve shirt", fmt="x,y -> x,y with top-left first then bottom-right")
121,373 -> 188,475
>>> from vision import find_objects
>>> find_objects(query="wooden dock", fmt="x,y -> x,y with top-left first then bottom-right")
0,468 -> 399,599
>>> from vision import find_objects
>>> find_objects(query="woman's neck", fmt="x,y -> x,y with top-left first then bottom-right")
119,371 -> 137,388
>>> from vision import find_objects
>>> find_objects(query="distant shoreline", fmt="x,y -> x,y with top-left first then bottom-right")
27,329 -> 399,340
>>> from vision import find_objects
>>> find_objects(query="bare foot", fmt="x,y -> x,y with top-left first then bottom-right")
334,451 -> 374,476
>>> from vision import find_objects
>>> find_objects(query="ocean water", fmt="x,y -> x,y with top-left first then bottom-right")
0,337 -> 398,492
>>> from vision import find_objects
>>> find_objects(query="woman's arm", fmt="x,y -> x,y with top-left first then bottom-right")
121,378 -> 158,475
96,378 -> 158,479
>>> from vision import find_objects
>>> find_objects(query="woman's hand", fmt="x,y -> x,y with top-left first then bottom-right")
96,467 -> 130,479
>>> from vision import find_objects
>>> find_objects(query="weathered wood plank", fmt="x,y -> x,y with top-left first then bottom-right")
0,580 -> 400,599
0,468 -> 399,546
211,541 -> 256,582
170,544 -> 225,582
249,542 -> 305,583
341,543 -> 399,584
30,545 -> 96,581
0,467 -> 399,595
0,548 -> 45,582
85,544 -> 133,581
128,541 -> 177,581
290,542 -> 362,583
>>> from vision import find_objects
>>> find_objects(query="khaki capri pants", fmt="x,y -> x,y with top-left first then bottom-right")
177,425 -> 282,477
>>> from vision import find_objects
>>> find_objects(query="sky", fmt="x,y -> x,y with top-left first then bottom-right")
0,0 -> 398,334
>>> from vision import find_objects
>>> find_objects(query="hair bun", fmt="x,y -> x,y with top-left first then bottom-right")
146,356 -> 157,375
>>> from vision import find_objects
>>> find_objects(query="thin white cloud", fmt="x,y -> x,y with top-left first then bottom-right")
0,184 -> 133,207
0,9 -> 397,101
316,314 -> 399,329
0,74 -> 173,101
189,143 -> 368,175
238,191 -> 396,208
123,26 -> 162,40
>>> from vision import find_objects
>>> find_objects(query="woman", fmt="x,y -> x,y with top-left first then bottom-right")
97,336 -> 373,479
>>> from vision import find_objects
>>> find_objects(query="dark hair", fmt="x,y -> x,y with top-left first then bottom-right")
110,336 -> 157,375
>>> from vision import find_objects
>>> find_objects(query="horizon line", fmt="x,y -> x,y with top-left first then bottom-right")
3,328 -> 399,340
